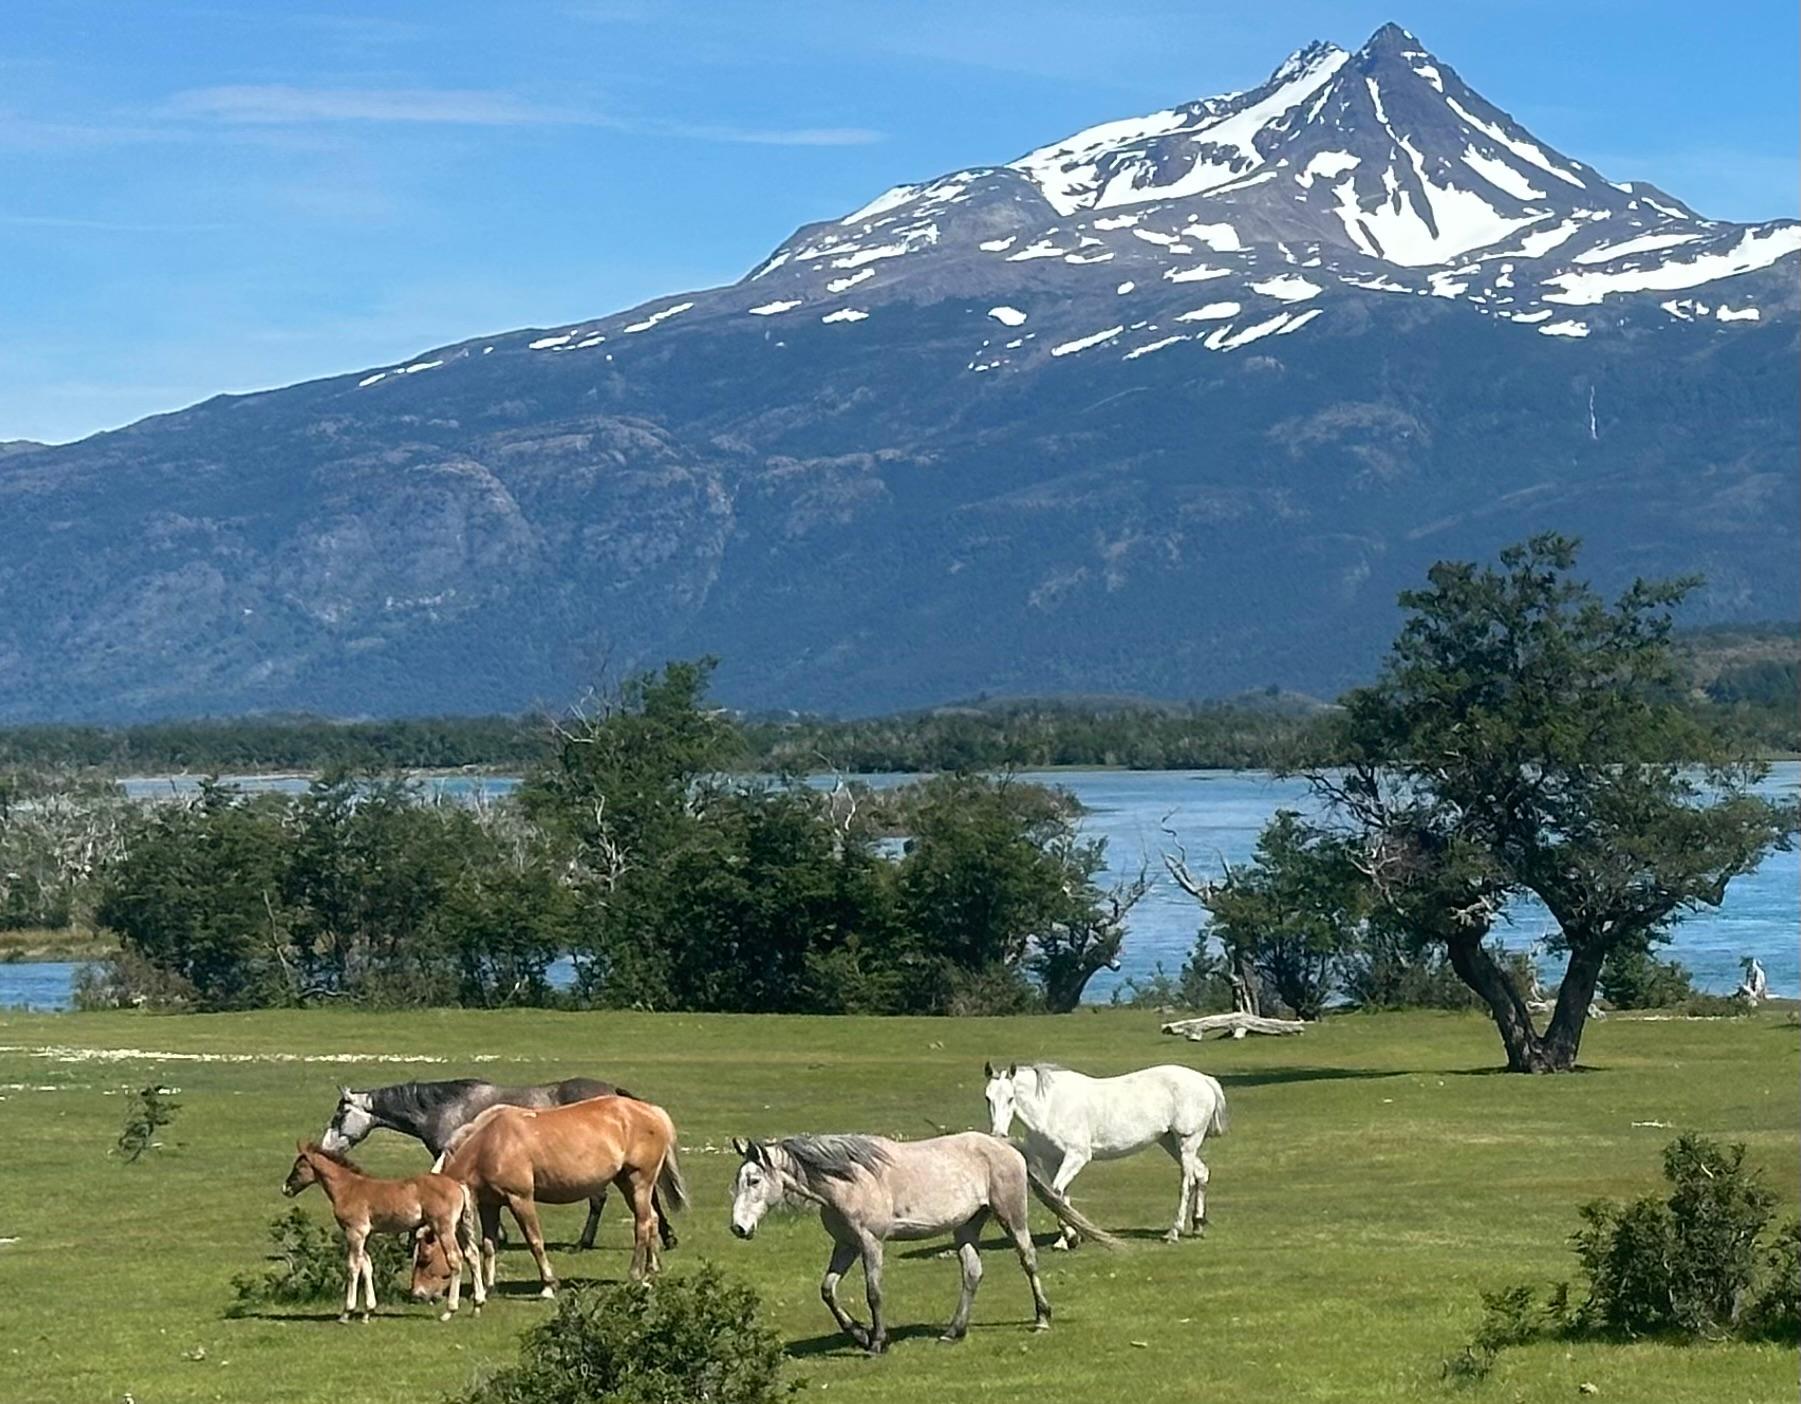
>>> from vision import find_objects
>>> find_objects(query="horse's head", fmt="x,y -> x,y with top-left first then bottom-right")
982,1061 -> 1020,1138
282,1142 -> 319,1197
728,1138 -> 783,1240
411,1224 -> 454,1301
320,1087 -> 375,1156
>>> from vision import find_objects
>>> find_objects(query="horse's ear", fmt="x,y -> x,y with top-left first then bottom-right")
338,1084 -> 352,1100
731,1136 -> 750,1158
1007,1063 -> 1018,1079
295,1139 -> 307,1153
983,1060 -> 995,1079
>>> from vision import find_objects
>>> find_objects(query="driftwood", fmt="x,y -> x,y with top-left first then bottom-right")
1161,1012 -> 1307,1041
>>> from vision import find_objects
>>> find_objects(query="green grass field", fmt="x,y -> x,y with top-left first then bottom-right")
0,1005 -> 1794,1404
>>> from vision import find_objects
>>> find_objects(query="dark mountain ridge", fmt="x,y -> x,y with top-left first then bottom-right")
3,23 -> 1795,721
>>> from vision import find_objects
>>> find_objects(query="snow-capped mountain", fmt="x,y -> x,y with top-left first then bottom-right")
2,24 -> 1795,720
439,21 -> 1792,383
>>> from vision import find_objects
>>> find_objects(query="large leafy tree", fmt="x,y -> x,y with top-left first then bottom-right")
1320,535 -> 1795,1071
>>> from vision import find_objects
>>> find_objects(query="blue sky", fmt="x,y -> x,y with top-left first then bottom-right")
4,1 -> 1795,444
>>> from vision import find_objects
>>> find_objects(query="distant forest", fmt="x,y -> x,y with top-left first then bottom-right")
0,624 -> 1792,774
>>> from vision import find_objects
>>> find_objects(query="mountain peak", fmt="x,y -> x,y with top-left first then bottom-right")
1359,21 -> 1423,58
1269,38 -> 1346,86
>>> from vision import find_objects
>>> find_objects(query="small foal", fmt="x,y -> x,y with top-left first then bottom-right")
283,1142 -> 484,1322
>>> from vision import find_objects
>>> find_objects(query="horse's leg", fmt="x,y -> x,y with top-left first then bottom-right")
340,1225 -> 366,1323
1048,1148 -> 1091,1250
819,1238 -> 867,1349
437,1213 -> 464,1320
941,1210 -> 989,1342
578,1189 -> 605,1251
625,1172 -> 659,1282
360,1241 -> 378,1319
652,1186 -> 678,1251
861,1237 -> 888,1355
459,1194 -> 488,1311
1188,1145 -> 1211,1234
478,1200 -> 501,1289
1158,1132 -> 1192,1242
994,1188 -> 1052,1329
504,1193 -> 556,1298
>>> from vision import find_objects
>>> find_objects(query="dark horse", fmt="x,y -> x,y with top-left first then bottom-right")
321,1077 -> 677,1251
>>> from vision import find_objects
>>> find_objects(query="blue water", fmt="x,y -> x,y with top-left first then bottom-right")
23,764 -> 1794,1011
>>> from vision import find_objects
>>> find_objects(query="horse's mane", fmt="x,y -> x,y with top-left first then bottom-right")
300,1141 -> 364,1173
778,1134 -> 891,1183
441,1101 -> 514,1159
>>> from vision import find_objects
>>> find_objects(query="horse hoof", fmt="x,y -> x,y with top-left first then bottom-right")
337,1314 -> 351,1325
1163,1230 -> 1182,1244
539,1286 -> 556,1300
1033,1320 -> 1051,1332
1050,1238 -> 1071,1252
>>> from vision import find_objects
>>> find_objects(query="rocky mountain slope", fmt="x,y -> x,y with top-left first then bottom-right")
2,24 -> 1795,720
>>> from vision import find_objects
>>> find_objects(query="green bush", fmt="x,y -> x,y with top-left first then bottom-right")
1747,1218 -> 1801,1340
449,1262 -> 797,1404
1452,1133 -> 1795,1372
1599,949 -> 1698,1010
1577,1134 -> 1779,1339
114,1084 -> 180,1162
227,1207 -> 412,1314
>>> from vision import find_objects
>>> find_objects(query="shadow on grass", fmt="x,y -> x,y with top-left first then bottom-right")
785,1322 -> 956,1358
226,1307 -> 448,1325
1215,1066 -> 1402,1088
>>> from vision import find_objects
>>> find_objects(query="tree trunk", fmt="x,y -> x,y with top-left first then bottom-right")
1539,940 -> 1606,1071
1229,946 -> 1262,1017
1443,931 -> 1556,1073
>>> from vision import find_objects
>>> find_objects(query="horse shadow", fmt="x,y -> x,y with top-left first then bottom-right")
227,1307 -> 446,1325
894,1232 -> 1079,1261
1214,1065 -> 1399,1089
784,1323 -> 954,1358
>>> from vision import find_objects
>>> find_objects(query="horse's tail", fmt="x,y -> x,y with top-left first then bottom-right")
1026,1168 -> 1120,1249
1208,1078 -> 1229,1137
651,1105 -> 689,1217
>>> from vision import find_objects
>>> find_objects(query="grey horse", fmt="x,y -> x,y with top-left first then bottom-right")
321,1077 -> 676,1251
729,1131 -> 1114,1354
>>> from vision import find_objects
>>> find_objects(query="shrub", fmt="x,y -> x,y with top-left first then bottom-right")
1444,1281 -> 1570,1382
74,948 -> 200,1011
1747,1218 -> 1801,1340
114,1084 -> 180,1162
227,1207 -> 411,1314
449,1262 -> 797,1404
1599,949 -> 1698,1010
1450,1134 -> 1796,1373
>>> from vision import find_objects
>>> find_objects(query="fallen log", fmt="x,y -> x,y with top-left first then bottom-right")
1161,1012 -> 1307,1041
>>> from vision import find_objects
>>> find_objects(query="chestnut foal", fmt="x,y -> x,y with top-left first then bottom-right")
283,1142 -> 485,1322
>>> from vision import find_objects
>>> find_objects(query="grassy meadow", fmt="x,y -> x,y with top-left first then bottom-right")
0,1004 -> 1794,1404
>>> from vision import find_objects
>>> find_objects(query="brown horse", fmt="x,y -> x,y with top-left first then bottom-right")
412,1095 -> 686,1300
282,1142 -> 484,1323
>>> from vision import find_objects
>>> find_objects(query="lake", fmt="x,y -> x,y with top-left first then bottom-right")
17,765 -> 1797,1011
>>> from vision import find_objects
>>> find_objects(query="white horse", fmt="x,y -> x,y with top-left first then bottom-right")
984,1061 -> 1228,1246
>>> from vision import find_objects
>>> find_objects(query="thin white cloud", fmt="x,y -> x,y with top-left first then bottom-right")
159,84 -> 883,146
0,213 -> 232,233
164,85 -> 556,126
